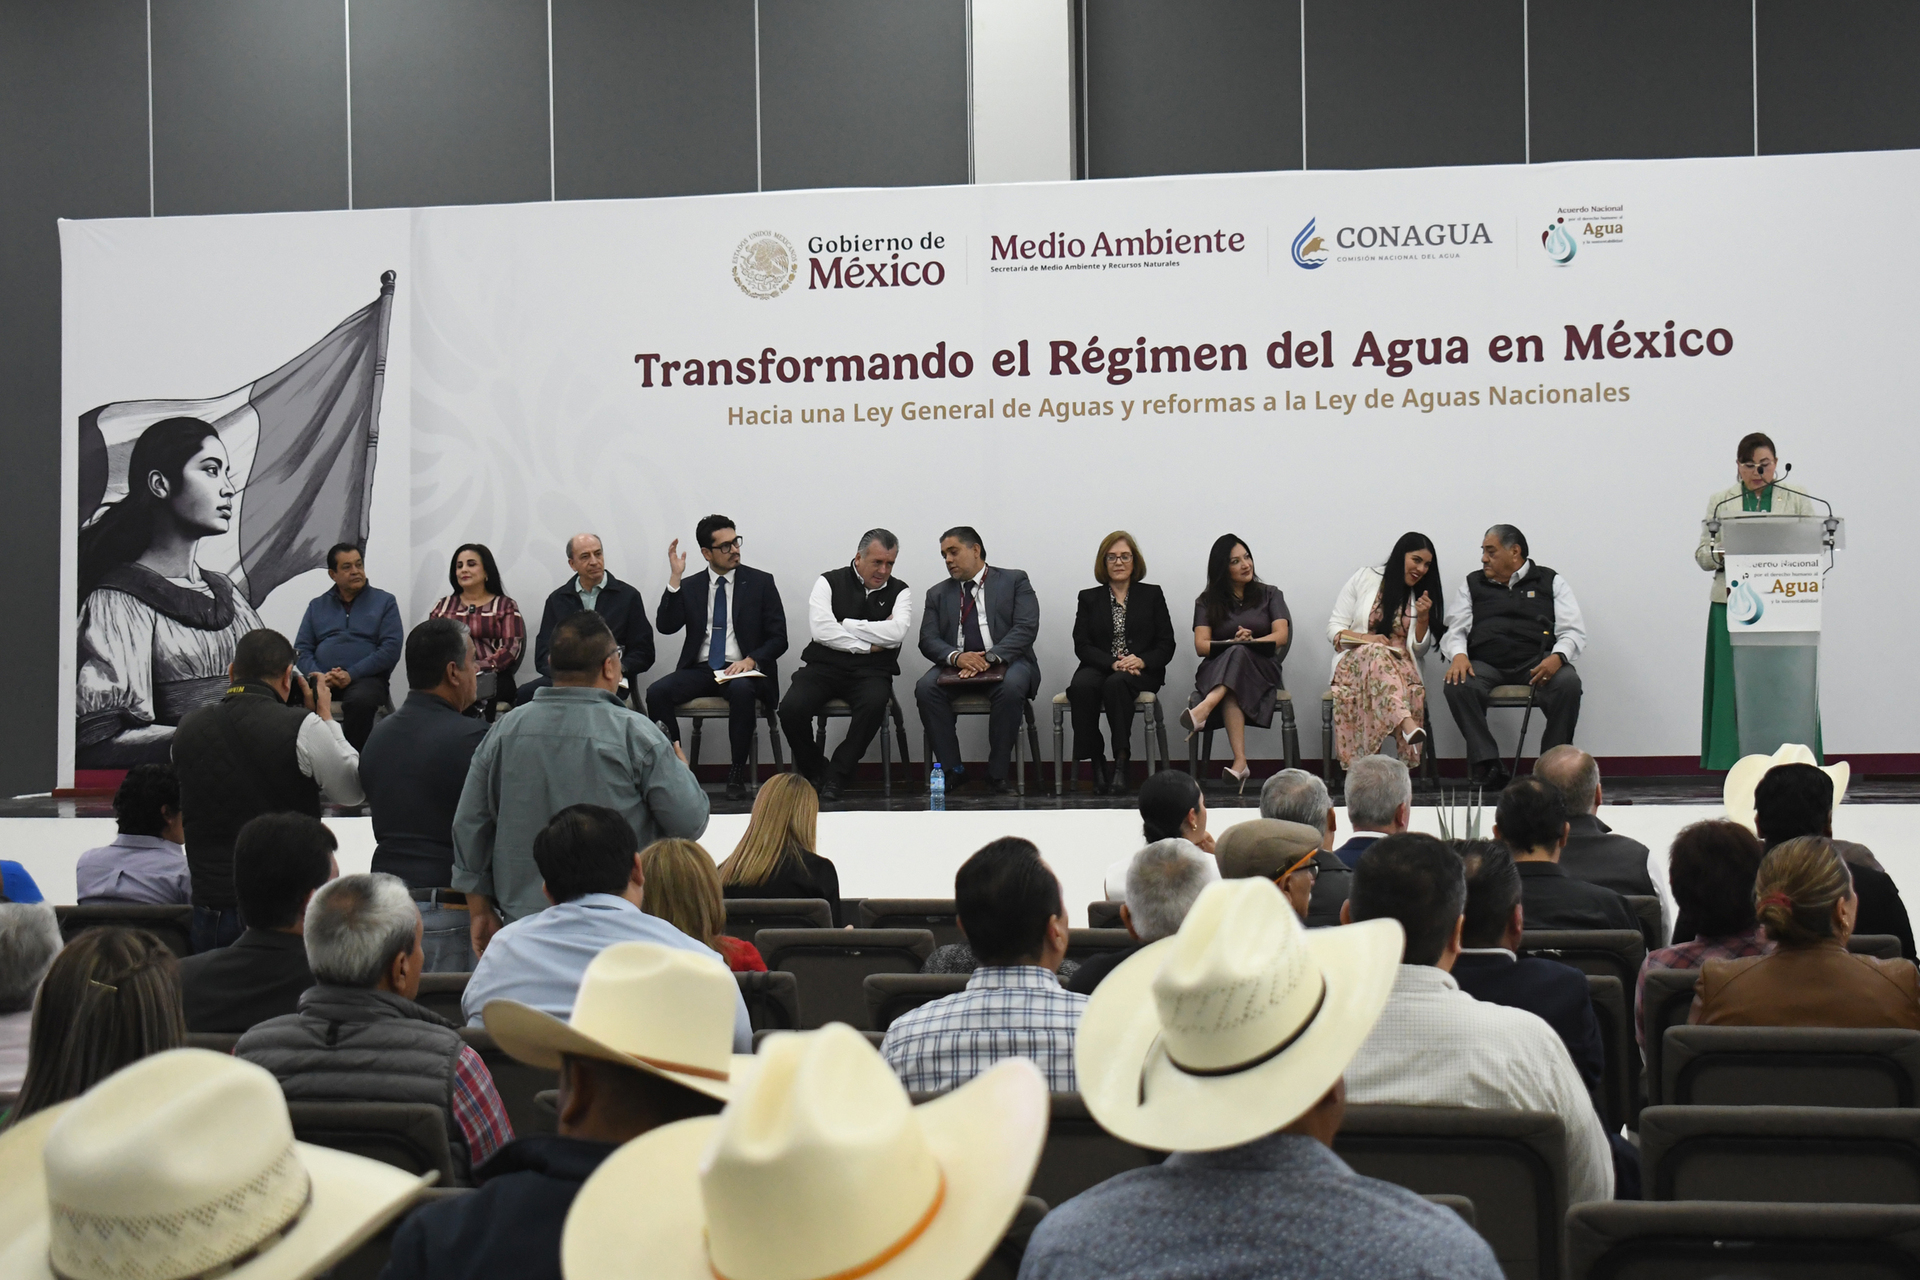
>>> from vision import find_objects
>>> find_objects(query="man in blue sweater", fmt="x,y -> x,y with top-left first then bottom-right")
294,542 -> 403,749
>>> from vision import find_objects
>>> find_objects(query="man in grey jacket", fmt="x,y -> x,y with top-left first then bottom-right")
454,611 -> 708,955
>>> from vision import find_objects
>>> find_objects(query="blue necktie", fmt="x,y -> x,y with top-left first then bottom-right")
710,577 -> 729,670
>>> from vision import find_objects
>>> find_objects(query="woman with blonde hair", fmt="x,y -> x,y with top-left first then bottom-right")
639,838 -> 766,973
1691,835 -> 1920,1030
718,773 -> 843,926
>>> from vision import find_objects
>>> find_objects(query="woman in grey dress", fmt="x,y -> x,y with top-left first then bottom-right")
1182,533 -> 1290,791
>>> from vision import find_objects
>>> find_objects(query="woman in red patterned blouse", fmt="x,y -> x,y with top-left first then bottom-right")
429,544 -> 525,718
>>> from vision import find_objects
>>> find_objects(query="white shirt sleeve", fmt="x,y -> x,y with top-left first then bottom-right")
808,576 -> 868,653
1439,579 -> 1474,661
296,714 -> 365,805
1552,574 -> 1587,663
843,585 -> 913,649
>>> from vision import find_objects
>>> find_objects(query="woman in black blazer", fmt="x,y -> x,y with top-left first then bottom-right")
1069,531 -> 1178,794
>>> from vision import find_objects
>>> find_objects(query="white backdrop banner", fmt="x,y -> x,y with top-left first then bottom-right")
60,151 -> 1920,782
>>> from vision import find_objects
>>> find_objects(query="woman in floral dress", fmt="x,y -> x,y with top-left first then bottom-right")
1327,532 -> 1443,768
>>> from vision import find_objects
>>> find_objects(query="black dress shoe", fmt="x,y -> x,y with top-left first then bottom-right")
819,778 -> 842,803
1091,758 -> 1113,795
1110,752 -> 1130,795
1470,762 -> 1511,791
991,778 -> 1015,796
726,765 -> 749,801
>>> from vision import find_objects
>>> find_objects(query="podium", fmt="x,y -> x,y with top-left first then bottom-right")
1707,513 -> 1843,757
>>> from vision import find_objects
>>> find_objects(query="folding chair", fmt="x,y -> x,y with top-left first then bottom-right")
1050,689 -> 1170,795
1320,690 -> 1436,793
812,692 -> 912,796
1188,691 -> 1300,780
924,693 -> 1043,795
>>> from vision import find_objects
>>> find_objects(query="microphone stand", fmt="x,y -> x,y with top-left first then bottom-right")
1705,463 -> 1842,573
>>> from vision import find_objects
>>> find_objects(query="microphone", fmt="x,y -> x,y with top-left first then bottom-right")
1709,462 -> 1793,529
1707,462 -> 1841,550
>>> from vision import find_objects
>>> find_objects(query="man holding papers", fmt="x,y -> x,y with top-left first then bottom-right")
647,515 -> 788,800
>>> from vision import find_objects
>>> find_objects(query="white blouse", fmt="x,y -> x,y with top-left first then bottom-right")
1324,565 -> 1433,679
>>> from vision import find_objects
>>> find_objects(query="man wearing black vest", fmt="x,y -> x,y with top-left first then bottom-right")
1441,524 -> 1587,789
172,628 -> 364,953
779,529 -> 914,802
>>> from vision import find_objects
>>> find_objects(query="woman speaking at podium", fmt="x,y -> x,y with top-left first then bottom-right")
1696,432 -> 1817,769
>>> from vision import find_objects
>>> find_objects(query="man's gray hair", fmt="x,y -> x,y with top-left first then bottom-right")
1346,755 -> 1413,827
0,903 -> 62,1013
1124,839 -> 1214,942
1260,768 -> 1331,835
304,873 -> 419,988
1535,744 -> 1601,816
1485,523 -> 1529,559
856,528 -> 899,556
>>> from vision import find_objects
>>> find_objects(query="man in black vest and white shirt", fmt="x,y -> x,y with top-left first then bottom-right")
779,529 -> 913,802
1440,525 -> 1586,789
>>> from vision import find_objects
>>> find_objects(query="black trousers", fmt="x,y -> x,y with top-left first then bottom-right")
1442,658 -> 1583,766
915,660 -> 1038,781
336,674 -> 391,751
779,665 -> 893,785
1066,663 -> 1156,760
645,667 -> 763,766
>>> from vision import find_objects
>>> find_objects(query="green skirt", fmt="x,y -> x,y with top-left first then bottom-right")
1702,602 -> 1823,769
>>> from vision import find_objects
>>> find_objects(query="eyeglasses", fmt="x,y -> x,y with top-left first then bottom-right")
1278,849 -> 1320,882
1104,551 -> 1134,563
710,537 -> 744,553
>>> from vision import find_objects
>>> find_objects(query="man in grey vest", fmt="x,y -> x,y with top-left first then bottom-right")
236,872 -> 513,1182
172,628 -> 363,953
778,529 -> 915,802
1439,525 -> 1587,789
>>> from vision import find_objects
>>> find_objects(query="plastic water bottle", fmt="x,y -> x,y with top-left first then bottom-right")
929,763 -> 946,811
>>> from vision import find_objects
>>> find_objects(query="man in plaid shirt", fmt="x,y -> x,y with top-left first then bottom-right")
881,837 -> 1086,1093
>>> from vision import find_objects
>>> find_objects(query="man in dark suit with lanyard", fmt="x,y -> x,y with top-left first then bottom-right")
647,514 -> 788,800
915,526 -> 1040,795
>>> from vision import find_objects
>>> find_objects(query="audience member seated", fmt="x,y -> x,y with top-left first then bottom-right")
74,763 -> 191,905
0,904 -> 61,1093
1341,833 -> 1614,1204
236,872 -> 514,1179
882,837 -> 1085,1092
10,927 -> 185,1123
453,610 -> 708,956
1535,745 -> 1661,905
1027,876 -> 1501,1280
0,860 -> 43,903
640,838 -> 766,973
1494,777 -> 1639,933
520,532 -> 656,705
1634,820 -> 1769,1044
385,942 -> 732,1280
1692,836 -> 1920,1030
1180,533 -> 1291,790
1067,838 -> 1213,995
1216,819 -> 1326,921
293,542 -> 404,750
1067,530 -> 1176,795
1332,754 -> 1413,867
717,774 -> 842,926
1105,770 -> 1218,897
177,812 -> 335,1033
360,617 -> 491,973
173,626 -> 362,952
428,542 -> 526,715
1749,761 -> 1914,958
460,805 -> 751,1048
1260,768 -> 1355,927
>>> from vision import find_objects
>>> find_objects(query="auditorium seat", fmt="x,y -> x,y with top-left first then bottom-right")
1030,1092 -> 1164,1208
864,973 -> 967,1032
676,695 -> 784,778
722,897 -> 833,941
1663,1027 -> 1920,1108
972,1195 -> 1050,1280
1585,974 -> 1638,1130
1065,928 -> 1133,967
1050,689 -> 1169,795
54,904 -> 193,958
1621,895 -> 1664,951
1334,1104 -> 1566,1280
855,898 -> 963,948
458,1026 -> 557,1138
1851,934 -> 1904,961
1638,1105 -> 1920,1203
329,1187 -> 473,1280
1426,1194 -> 1478,1229
737,970 -> 802,1031
1485,684 -> 1537,781
1519,929 -> 1646,993
413,971 -> 468,1023
1640,968 -> 1701,1107
185,1031 -> 240,1054
813,692 -> 911,797
753,928 -> 936,1029
926,694 -> 1042,795
1086,900 -> 1124,930
1565,1201 -> 1920,1280
286,1100 -> 456,1184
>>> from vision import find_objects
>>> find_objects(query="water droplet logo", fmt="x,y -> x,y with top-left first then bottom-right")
1729,578 -> 1765,627
1291,218 -> 1328,270
1541,217 -> 1577,265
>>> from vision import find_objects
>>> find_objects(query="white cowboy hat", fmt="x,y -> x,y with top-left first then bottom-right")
484,941 -> 748,1102
561,1022 -> 1047,1280
0,1049 -> 428,1280
1075,875 -> 1403,1153
1723,743 -> 1850,834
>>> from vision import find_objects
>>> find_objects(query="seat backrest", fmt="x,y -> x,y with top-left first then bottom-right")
1085,901 -> 1123,930
1519,930 -> 1646,992
54,904 -> 195,958
1565,1200 -> 1920,1280
1639,968 -> 1701,1107
286,1100 -> 456,1184
1335,1105 -> 1567,1280
1585,974 -> 1638,1131
413,972 -> 469,1025
855,899 -> 964,949
736,970 -> 802,1031
1851,934 -> 1904,961
327,1187 -> 473,1280
457,1026 -> 558,1138
1425,1194 -> 1478,1229
722,898 -> 834,940
864,973 -> 969,1032
1065,928 -> 1133,966
1029,1093 -> 1164,1208
1663,1025 -> 1920,1107
755,929 -> 937,1029
1621,896 -> 1664,951
1639,1105 -> 1920,1203
970,1196 -> 1050,1280
185,1031 -> 241,1055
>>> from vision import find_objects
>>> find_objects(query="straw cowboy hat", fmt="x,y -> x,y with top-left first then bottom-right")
0,1049 -> 427,1280
1723,743 -> 1849,834
1214,818 -> 1325,880
1075,875 -> 1403,1153
484,940 -> 748,1102
562,1022 -> 1047,1280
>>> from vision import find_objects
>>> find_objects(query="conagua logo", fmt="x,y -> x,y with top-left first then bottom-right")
1291,219 -> 1328,270
732,231 -> 797,300
1542,217 -> 1577,265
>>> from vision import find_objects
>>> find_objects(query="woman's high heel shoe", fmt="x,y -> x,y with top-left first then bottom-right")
1180,706 -> 1208,740
1224,764 -> 1251,794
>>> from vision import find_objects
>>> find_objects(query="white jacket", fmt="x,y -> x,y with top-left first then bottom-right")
1325,565 -> 1433,679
